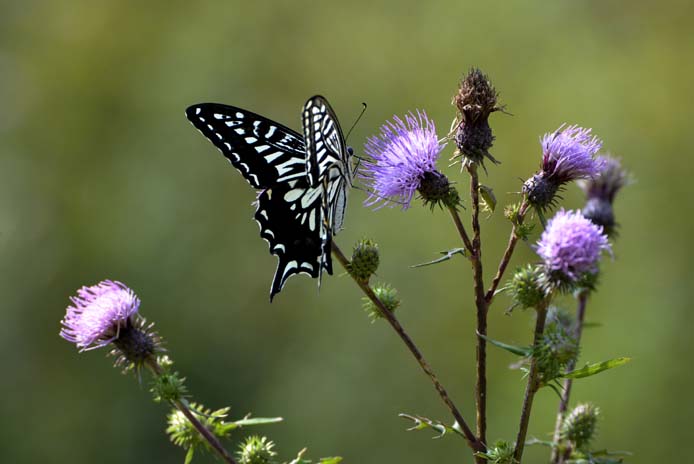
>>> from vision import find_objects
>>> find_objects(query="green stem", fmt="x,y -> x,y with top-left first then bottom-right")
485,199 -> 529,304
513,302 -> 549,463
331,241 -> 485,455
146,358 -> 238,464
550,291 -> 589,464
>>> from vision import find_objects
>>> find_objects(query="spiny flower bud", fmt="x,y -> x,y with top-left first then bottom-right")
453,68 -> 500,166
418,171 -> 460,209
579,155 -> 630,237
363,283 -> 400,322
475,440 -> 516,464
561,403 -> 600,450
507,264 -> 546,311
349,239 -> 380,282
237,435 -> 277,464
150,357 -> 188,403
167,403 -> 232,453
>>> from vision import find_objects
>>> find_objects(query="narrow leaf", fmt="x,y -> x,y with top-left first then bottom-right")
562,357 -> 631,379
411,248 -> 467,268
233,416 -> 284,427
399,413 -> 463,439
477,332 -> 532,357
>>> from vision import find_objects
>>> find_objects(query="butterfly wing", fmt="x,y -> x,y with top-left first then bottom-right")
302,95 -> 351,188
255,180 -> 333,300
186,103 -> 308,188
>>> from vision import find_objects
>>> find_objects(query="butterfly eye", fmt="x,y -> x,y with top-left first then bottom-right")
347,146 -> 354,156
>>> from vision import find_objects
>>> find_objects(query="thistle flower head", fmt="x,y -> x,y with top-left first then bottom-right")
349,239 -> 380,283
361,111 -> 445,209
580,156 -> 630,236
523,125 -> 604,211
579,155 -> 629,203
535,210 -> 611,283
541,125 -> 603,182
60,280 -> 141,351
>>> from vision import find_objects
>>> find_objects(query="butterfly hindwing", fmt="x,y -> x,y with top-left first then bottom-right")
186,103 -> 308,188
254,181 -> 333,300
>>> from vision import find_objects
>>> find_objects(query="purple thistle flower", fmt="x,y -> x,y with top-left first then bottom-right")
580,155 -> 629,203
523,124 -> 605,211
580,155 -> 630,236
535,209 -> 611,282
60,280 -> 140,351
360,111 -> 445,209
541,124 -> 604,183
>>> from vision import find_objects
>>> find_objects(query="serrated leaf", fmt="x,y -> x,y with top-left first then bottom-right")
399,413 -> 463,439
411,248 -> 467,268
477,332 -> 532,357
562,357 -> 631,379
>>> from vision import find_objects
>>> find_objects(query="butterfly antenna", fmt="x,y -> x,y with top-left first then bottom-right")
345,102 -> 368,142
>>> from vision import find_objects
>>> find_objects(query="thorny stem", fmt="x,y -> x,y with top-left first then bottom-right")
145,358 -> 239,464
513,302 -> 549,463
550,290 -> 589,464
331,241 -> 485,455
467,164 -> 488,457
485,199 -> 530,304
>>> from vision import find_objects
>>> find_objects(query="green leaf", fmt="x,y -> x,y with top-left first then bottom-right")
562,357 -> 631,379
411,248 -> 467,268
318,458 -> 343,463
233,416 -> 284,427
399,413 -> 464,439
184,446 -> 195,464
477,332 -> 532,357
478,184 -> 497,214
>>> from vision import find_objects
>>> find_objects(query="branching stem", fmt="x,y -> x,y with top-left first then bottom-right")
146,358 -> 239,464
331,241 -> 485,455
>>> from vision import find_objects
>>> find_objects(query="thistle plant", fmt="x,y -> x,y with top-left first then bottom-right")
329,68 -> 631,463
60,280 -> 338,464
61,67 -> 632,463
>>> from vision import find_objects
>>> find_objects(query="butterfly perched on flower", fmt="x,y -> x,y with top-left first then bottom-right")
186,96 -> 353,300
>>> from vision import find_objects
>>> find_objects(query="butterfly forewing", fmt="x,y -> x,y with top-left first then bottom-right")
186,103 -> 308,188
302,96 -> 351,188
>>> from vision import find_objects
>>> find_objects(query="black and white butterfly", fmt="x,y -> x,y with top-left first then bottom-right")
185,95 -> 353,300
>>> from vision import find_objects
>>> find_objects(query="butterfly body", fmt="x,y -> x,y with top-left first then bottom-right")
186,96 -> 351,300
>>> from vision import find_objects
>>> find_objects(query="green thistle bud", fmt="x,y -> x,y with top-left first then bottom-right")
533,310 -> 579,383
166,402 -> 232,453
150,356 -> 187,403
349,239 -> 380,282
362,283 -> 400,322
475,440 -> 517,463
561,403 -> 600,451
237,435 -> 277,464
507,264 -> 546,311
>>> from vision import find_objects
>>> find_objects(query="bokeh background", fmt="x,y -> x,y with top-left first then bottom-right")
2,1 -> 692,462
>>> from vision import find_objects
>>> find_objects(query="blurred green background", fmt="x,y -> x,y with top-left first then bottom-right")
1,1 -> 692,462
